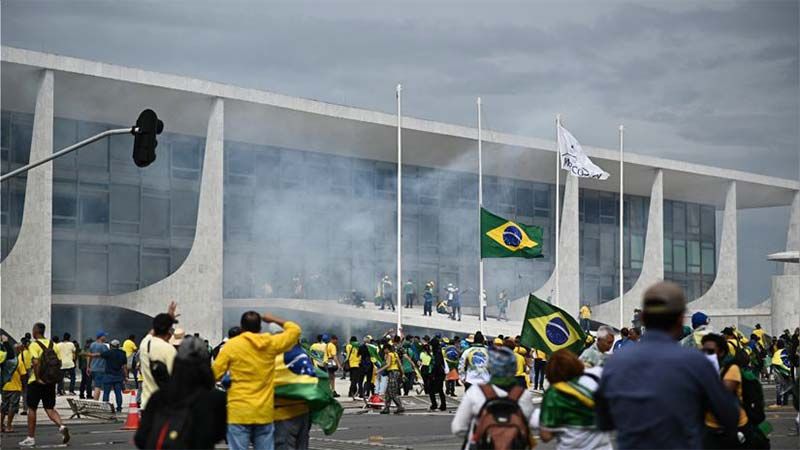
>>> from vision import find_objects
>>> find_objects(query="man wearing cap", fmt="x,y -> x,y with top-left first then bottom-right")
595,282 -> 739,449
139,305 -> 179,410
88,331 -> 109,400
680,311 -> 712,350
100,340 -> 127,412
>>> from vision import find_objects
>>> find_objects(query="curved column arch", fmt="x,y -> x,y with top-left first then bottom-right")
1,70 -> 54,339
109,98 -> 224,343
771,191 -> 799,334
594,169 -> 664,328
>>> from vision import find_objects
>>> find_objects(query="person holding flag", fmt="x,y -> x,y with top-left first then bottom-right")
519,295 -> 587,358
772,340 -> 795,407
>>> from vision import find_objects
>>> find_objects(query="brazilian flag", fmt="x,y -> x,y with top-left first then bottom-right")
520,294 -> 586,356
481,208 -> 543,258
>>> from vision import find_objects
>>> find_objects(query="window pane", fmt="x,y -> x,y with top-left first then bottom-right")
171,189 -> 198,227
142,195 -> 169,238
52,240 -> 76,281
141,254 -> 170,287
688,240 -> 701,273
79,190 -> 109,232
110,184 -> 140,223
687,204 -> 700,235
673,239 -> 686,273
700,206 -> 715,237
110,243 -> 139,284
77,249 -> 107,294
673,203 -> 686,235
702,244 -> 715,275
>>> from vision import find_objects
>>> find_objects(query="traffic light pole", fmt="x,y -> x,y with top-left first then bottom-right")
0,127 -> 137,183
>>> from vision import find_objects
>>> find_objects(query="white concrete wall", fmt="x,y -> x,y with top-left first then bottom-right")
772,191 -> 800,334
0,70 -> 54,339
594,169 -> 664,328
108,98 -> 225,343
510,173 -> 580,318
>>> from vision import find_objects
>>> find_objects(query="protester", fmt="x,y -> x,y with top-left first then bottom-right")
169,328 -> 186,350
451,347 -> 535,450
376,343 -> 404,414
18,337 -> 31,416
19,322 -> 70,447
327,335 -> 340,397
579,304 -> 592,333
595,282 -> 739,449
537,349 -> 611,450
403,278 -> 415,308
772,339 -> 795,407
628,327 -> 641,344
135,336 -> 226,450
532,348 -> 547,391
701,333 -> 769,449
212,311 -> 301,450
88,331 -> 109,400
443,338 -> 460,396
101,339 -> 128,413
122,334 -> 138,387
357,337 -> 374,399
612,328 -> 629,352
78,338 -> 93,399
345,336 -> 362,400
427,337 -> 447,411
1,340 -> 26,433
579,326 -> 614,368
56,333 -> 76,396
139,310 -> 179,410
458,332 -> 489,391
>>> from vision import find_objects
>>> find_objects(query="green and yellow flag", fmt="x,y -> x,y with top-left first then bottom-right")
480,208 -> 543,259
520,294 -> 586,356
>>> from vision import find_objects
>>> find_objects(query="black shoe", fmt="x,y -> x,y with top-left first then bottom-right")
380,409 -> 390,414
333,392 -> 340,398
429,405 -> 437,411
395,408 -> 405,414
439,405 -> 447,411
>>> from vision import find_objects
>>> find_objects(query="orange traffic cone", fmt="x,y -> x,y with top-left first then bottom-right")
121,391 -> 140,430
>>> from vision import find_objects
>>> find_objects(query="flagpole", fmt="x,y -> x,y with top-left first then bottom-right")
477,97 -> 485,335
618,124 -> 625,329
554,114 -> 561,308
396,83 -> 403,336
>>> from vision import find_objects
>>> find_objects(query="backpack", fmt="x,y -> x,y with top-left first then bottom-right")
34,340 -> 62,385
146,339 -> 170,391
0,355 -> 18,387
143,393 -> 199,449
471,384 -> 532,450
722,363 -> 766,426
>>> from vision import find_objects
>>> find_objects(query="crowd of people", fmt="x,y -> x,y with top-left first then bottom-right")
1,281 -> 798,449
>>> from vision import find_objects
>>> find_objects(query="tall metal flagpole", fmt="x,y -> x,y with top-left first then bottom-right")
618,124 -> 625,329
477,97 -> 485,335
396,84 -> 403,336
554,114 -> 561,307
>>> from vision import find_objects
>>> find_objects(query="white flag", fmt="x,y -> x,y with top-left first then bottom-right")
557,125 -> 610,180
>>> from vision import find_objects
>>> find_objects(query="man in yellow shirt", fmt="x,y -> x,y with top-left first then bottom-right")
579,304 -> 592,333
20,323 -> 70,447
122,334 -> 138,389
212,311 -> 301,450
56,333 -> 77,396
345,336 -> 363,399
2,342 -> 26,433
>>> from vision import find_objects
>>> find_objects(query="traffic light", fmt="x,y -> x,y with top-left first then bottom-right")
132,109 -> 164,167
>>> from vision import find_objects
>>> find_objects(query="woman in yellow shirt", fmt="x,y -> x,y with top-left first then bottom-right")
376,344 -> 404,414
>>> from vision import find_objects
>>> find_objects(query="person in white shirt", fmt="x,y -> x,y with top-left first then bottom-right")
458,332 -> 490,391
56,333 -> 77,396
452,346 -> 535,449
139,312 -> 178,409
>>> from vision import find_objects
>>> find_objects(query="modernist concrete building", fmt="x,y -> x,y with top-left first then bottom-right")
1,47 -> 798,342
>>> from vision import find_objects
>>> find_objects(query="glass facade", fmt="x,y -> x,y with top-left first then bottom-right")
0,110 -> 717,307
1,111 -> 204,295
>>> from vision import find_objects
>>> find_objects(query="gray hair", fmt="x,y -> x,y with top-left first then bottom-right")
597,326 -> 615,339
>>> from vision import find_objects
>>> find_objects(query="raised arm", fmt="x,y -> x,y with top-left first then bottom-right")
262,313 -> 301,354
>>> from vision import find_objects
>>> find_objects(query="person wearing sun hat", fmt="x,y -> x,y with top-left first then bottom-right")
169,328 -> 186,349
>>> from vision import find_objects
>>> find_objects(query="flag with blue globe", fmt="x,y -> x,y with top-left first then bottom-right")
481,208 -> 543,259
520,294 -> 587,356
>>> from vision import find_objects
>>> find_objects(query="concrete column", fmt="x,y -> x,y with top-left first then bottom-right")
111,98 -> 224,343
594,169 -> 663,327
0,70 -> 54,339
510,173 -> 580,317
690,181 -> 737,311
772,191 -> 800,334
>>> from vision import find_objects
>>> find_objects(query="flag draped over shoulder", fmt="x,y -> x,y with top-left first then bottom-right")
557,125 -> 609,180
539,380 -> 597,429
274,345 -> 342,435
480,208 -> 543,259
366,343 -> 384,366
520,294 -> 586,356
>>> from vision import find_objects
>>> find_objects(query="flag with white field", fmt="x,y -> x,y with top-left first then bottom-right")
557,125 -> 610,180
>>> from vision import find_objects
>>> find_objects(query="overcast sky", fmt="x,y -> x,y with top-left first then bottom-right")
2,0 -> 798,306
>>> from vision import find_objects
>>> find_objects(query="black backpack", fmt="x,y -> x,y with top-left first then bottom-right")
722,363 -> 766,426
143,394 -> 198,449
34,340 -> 62,385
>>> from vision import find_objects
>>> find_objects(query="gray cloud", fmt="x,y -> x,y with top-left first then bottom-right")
2,0 -> 797,306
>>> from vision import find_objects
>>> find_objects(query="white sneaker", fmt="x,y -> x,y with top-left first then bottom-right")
19,437 -> 36,447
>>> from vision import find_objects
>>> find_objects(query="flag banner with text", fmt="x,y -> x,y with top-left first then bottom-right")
557,125 -> 610,180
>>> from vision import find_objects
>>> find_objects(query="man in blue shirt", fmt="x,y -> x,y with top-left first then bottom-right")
100,340 -> 127,412
88,331 -> 109,400
595,282 -> 739,449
